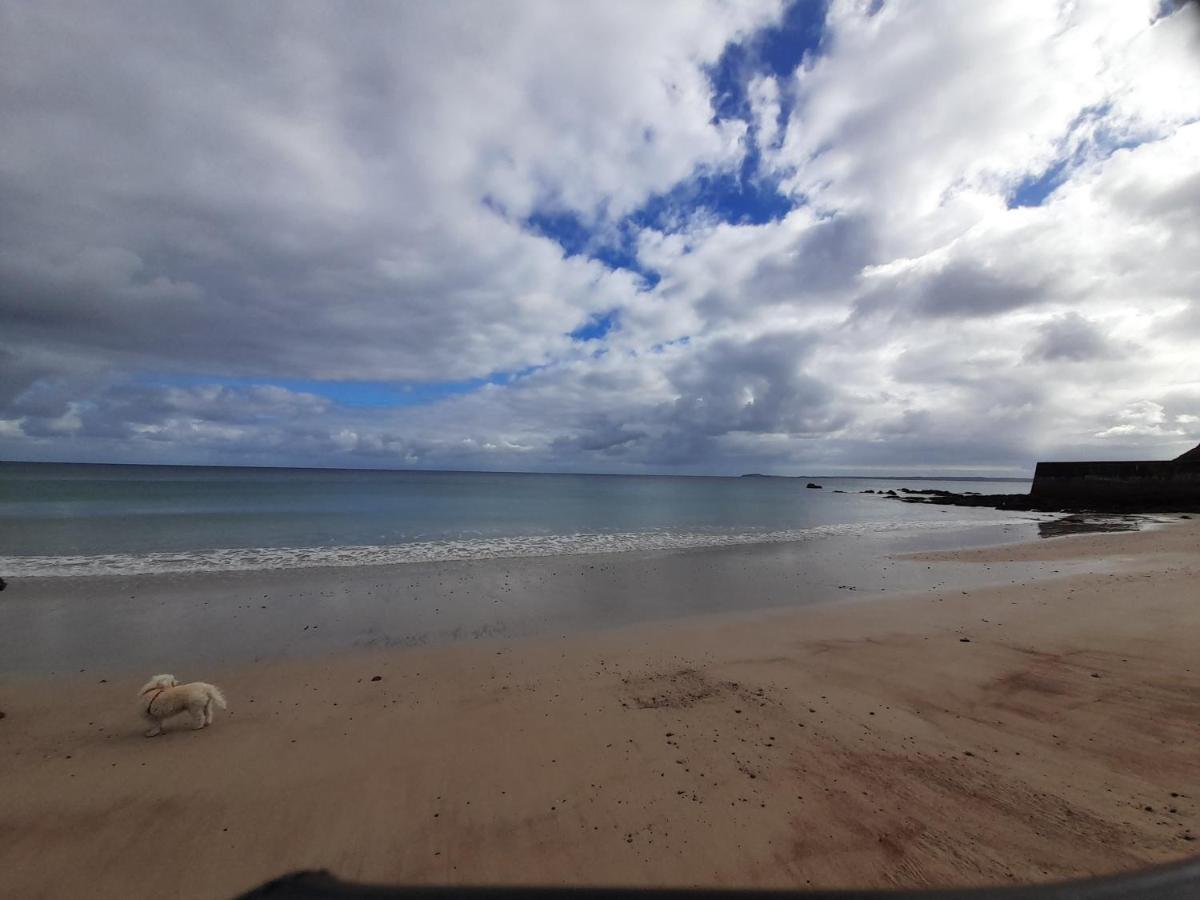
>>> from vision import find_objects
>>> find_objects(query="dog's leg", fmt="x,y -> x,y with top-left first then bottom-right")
191,707 -> 206,729
203,698 -> 214,725
144,723 -> 162,737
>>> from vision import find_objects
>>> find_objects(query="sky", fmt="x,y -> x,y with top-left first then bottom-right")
1,0 -> 1198,476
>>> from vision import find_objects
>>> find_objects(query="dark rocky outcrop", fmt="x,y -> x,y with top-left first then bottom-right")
1036,515 -> 1139,538
1176,443 -> 1200,462
891,444 -> 1200,513
892,489 -> 1200,513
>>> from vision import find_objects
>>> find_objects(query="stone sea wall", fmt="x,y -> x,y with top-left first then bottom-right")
1031,460 -> 1200,506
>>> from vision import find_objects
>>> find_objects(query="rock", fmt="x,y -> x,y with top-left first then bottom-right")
1175,443 -> 1200,462
370,675 -> 382,682
959,638 -> 971,643
0,576 -> 6,591
806,483 -> 822,489
896,488 -> 1200,514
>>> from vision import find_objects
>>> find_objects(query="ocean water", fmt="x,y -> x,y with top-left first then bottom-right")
0,462 -> 1033,578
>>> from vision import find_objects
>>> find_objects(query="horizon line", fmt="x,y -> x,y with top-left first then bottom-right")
0,458 -> 1032,481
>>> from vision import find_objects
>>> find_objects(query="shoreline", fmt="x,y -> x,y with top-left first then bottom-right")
0,511 -> 1044,580
1,519 -> 1198,896
0,516 -> 1076,676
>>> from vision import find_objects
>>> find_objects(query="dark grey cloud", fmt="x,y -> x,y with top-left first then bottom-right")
1026,312 -> 1120,363
854,259 -> 1046,323
10,380 -> 331,444
709,214 -> 876,317
551,416 -> 646,455
660,331 -> 844,437
914,261 -> 1046,318
0,347 -> 61,408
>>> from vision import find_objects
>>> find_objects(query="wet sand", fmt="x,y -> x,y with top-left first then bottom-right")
0,518 -> 1054,675
1,519 -> 1198,897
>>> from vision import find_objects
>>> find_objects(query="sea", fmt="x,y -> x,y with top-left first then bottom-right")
0,462 -> 1035,579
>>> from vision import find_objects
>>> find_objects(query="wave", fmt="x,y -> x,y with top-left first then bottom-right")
0,518 -> 1022,578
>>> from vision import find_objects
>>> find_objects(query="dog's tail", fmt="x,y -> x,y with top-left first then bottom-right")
205,683 -> 228,709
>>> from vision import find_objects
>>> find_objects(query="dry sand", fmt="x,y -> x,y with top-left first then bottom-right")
1,519 -> 1198,897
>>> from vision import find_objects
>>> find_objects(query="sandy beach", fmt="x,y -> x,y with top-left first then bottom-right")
1,519 -> 1198,897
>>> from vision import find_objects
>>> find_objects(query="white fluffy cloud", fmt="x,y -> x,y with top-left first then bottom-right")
2,0 -> 1198,474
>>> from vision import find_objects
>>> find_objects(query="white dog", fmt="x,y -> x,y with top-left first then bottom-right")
137,674 -> 227,737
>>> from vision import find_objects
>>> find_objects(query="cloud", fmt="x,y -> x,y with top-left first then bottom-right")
766,2 -> 1200,247
2,1 -> 1199,474
1026,312 -> 1121,363
1092,399 -> 1190,440
854,258 -> 1047,321
657,330 -> 844,437
0,1 -> 779,383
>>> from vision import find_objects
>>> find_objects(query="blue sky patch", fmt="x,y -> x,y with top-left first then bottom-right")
1009,157 -> 1071,208
1008,103 -> 1158,209
650,336 -> 692,353
631,157 -> 793,231
526,210 -> 638,272
569,310 -> 618,342
756,0 -> 830,79
640,1 -> 822,229
526,163 -> 791,286
707,0 -> 828,127
524,210 -> 662,289
522,2 -> 823,281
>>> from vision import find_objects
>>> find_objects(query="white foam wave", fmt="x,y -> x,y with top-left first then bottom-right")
0,518 -> 1021,578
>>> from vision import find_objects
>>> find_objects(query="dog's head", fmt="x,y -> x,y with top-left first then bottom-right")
138,674 -> 178,695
